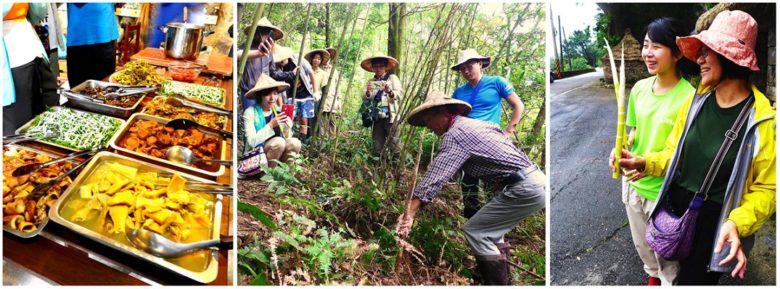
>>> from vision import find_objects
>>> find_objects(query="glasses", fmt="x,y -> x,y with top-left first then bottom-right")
697,46 -> 711,59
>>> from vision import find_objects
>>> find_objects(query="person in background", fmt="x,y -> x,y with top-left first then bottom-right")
450,48 -> 525,220
319,47 -> 342,137
3,3 -> 58,134
361,53 -> 403,161
66,3 -> 119,87
243,74 -> 301,168
304,48 -> 330,137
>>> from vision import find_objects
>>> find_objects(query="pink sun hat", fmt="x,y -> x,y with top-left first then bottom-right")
676,10 -> 759,71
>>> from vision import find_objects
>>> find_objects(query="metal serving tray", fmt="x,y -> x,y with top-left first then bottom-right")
2,144 -> 78,238
48,152 -> 223,283
159,80 -> 228,111
63,80 -> 149,119
109,113 -> 227,178
15,106 -> 125,152
141,95 -> 231,132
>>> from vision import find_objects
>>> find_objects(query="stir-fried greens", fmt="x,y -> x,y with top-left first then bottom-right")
23,107 -> 123,150
160,80 -> 225,107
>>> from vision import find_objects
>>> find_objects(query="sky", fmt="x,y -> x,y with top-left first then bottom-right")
547,1 -> 601,59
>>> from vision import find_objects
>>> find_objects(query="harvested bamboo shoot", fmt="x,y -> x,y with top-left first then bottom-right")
604,38 -> 627,179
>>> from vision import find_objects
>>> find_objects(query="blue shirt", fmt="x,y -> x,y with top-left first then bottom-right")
67,3 -> 119,46
452,75 -> 514,124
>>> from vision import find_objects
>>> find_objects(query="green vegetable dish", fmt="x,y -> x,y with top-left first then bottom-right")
22,107 -> 123,150
161,80 -> 225,107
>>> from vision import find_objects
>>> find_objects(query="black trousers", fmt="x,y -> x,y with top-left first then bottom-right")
668,184 -> 724,285
66,41 -> 115,87
3,57 -> 59,135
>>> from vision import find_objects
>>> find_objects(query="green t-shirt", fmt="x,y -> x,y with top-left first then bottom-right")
626,76 -> 694,201
675,94 -> 750,204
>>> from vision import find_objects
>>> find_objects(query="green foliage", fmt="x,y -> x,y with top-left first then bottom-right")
238,201 -> 277,230
562,26 -> 602,69
238,3 -> 546,285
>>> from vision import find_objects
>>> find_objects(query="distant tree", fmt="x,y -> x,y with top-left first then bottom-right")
562,26 -> 600,68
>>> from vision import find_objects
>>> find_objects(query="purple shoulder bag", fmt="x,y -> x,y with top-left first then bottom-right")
646,96 -> 753,260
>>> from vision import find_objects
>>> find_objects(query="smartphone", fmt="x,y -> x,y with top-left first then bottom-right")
281,104 -> 294,119
259,30 -> 275,54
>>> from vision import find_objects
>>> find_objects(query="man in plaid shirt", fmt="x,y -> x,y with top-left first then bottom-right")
396,91 -> 546,285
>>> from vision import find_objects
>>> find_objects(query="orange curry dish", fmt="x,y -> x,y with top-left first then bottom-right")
117,119 -> 222,171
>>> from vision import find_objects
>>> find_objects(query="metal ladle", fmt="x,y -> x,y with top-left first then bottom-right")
165,145 -> 232,166
165,118 -> 233,139
127,229 -> 232,258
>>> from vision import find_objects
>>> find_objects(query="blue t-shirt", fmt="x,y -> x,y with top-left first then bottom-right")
452,75 -> 514,124
67,3 -> 119,47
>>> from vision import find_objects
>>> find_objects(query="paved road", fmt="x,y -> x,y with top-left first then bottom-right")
549,69 -> 775,285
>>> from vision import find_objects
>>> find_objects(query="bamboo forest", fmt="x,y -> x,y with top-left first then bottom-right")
236,2 -> 546,285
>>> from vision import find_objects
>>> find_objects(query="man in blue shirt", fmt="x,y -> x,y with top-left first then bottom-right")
451,49 -> 525,219
66,3 -> 119,87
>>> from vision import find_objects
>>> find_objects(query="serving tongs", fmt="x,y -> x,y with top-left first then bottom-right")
3,132 -> 58,144
62,85 -> 155,103
11,148 -> 100,177
165,118 -> 233,140
28,157 -> 92,198
153,173 -> 233,195
165,94 -> 231,116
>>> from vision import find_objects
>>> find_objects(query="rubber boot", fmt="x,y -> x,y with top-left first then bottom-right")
476,258 -> 510,285
496,242 -> 512,284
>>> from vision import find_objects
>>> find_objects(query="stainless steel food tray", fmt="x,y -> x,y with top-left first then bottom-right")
15,106 -> 125,152
63,80 -> 149,119
141,95 -> 231,132
48,152 -> 223,283
109,113 -> 227,178
2,144 -> 79,238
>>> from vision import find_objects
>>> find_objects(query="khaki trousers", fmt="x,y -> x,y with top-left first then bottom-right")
264,136 -> 302,167
622,179 -> 679,285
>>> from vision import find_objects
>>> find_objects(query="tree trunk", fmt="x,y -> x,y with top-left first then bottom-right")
388,3 -> 405,78
290,4 -> 313,101
325,3 -> 331,47
531,100 -> 545,136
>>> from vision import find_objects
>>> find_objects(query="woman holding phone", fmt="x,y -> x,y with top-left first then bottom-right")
243,74 -> 302,168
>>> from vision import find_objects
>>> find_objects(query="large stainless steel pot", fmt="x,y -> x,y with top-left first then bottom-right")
163,23 -> 206,60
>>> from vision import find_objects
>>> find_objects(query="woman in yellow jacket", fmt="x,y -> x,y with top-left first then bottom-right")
619,10 -> 774,285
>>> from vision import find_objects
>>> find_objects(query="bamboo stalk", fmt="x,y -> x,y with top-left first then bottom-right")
237,4 -> 265,88
604,38 -> 626,179
290,4 -> 313,101
394,130 -> 426,281
314,5 -> 358,139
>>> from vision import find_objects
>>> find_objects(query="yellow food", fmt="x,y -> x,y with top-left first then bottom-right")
67,161 -> 213,242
